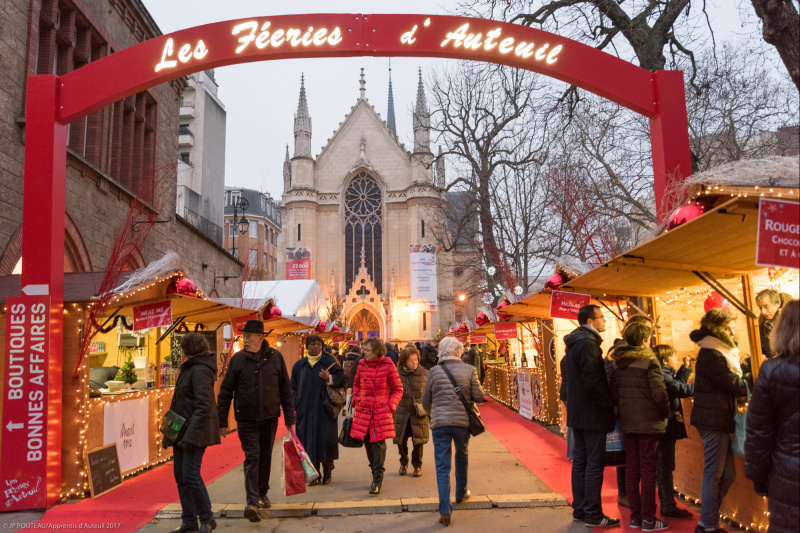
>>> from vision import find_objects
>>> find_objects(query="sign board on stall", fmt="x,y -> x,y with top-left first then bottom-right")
231,313 -> 258,336
85,443 -> 122,498
133,300 -> 172,331
332,333 -> 346,343
102,398 -> 149,474
1,294 -> 50,510
456,334 -> 468,343
494,322 -> 518,340
347,340 -> 359,346
170,331 -> 218,362
518,370 -> 534,419
756,199 -> 799,269
470,333 -> 487,344
286,247 -> 312,280
549,290 -> 592,320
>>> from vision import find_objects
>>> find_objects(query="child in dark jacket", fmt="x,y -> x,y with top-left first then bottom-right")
611,322 -> 669,532
653,344 -> 694,520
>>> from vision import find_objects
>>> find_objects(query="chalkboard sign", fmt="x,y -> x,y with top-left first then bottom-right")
170,331 -> 217,362
85,443 -> 122,498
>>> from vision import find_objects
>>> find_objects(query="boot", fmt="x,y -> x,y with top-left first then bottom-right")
439,514 -> 451,526
198,519 -> 216,533
169,523 -> 198,533
369,481 -> 381,495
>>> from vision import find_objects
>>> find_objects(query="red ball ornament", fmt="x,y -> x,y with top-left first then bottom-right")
332,324 -> 340,332
268,306 -> 282,319
544,273 -> 564,291
497,300 -> 511,320
476,312 -> 490,327
166,277 -> 197,297
316,321 -> 326,333
704,291 -> 731,313
457,322 -> 469,334
667,201 -> 712,231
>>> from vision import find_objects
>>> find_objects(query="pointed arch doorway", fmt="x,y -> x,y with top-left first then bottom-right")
349,308 -> 382,341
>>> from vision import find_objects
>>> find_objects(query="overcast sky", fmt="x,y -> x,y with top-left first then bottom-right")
140,1 -> 756,200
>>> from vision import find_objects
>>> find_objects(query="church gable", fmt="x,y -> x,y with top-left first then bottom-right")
314,100 -> 412,192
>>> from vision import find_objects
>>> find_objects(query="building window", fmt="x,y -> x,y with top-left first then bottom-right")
423,312 -> 427,331
179,152 -> 190,164
298,223 -> 301,241
249,221 -> 258,238
229,248 -> 238,259
274,257 -> 277,273
261,195 -> 267,212
344,172 -> 383,294
228,222 -> 235,237
248,249 -> 257,267
422,220 -> 425,238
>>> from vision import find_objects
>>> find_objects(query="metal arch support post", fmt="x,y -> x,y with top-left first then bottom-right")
12,75 -> 68,508
692,271 -> 757,319
156,316 -> 188,344
649,70 -> 693,223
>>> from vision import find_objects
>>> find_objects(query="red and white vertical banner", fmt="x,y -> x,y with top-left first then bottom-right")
1,295 -> 50,510
286,247 -> 312,280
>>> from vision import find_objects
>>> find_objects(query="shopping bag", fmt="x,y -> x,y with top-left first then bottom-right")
282,438 -> 306,496
605,419 -> 627,467
288,427 -> 320,483
732,383 -> 749,457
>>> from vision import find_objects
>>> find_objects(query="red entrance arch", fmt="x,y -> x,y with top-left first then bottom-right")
13,14 -> 691,509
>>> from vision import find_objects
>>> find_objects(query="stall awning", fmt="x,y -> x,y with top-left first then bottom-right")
503,293 -> 553,318
261,315 -> 316,336
558,197 -> 765,298
112,294 -> 257,324
242,280 -> 325,319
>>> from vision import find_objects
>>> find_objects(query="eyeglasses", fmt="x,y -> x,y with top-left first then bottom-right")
592,315 -> 605,320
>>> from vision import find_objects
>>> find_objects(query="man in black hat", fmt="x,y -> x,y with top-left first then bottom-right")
217,320 -> 296,522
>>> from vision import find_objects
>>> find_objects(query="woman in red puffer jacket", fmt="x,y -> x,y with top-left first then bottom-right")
350,337 -> 403,495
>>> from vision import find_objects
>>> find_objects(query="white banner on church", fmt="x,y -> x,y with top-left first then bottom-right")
410,245 -> 437,311
103,397 -> 149,474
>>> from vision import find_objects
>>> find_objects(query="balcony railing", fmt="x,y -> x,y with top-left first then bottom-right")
183,207 -> 223,245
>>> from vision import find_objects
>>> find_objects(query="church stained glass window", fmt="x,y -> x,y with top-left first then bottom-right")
345,172 -> 382,294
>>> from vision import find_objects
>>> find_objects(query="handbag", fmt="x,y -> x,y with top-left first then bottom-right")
321,363 -> 346,421
441,363 -> 485,437
732,382 -> 749,457
159,409 -> 187,448
401,374 -> 427,417
338,408 -> 363,448
604,418 -> 627,467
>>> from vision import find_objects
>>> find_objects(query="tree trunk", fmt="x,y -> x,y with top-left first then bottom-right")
751,0 -> 800,91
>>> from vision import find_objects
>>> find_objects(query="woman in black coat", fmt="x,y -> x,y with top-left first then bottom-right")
169,332 -> 221,533
393,346 -> 430,477
745,299 -> 799,533
291,334 -> 346,485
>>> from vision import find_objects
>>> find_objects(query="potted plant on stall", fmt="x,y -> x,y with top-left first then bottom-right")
114,353 -> 138,387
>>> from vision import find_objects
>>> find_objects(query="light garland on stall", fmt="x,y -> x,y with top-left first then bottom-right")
693,184 -> 796,200
674,489 -> 769,532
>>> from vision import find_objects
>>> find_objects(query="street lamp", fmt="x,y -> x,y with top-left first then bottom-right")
230,196 -> 249,258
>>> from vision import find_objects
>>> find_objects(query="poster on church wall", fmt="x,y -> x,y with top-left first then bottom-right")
410,245 -> 437,311
285,247 -> 311,280
103,397 -> 148,474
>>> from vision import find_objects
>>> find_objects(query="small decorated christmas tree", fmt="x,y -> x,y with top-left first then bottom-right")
115,354 -> 138,385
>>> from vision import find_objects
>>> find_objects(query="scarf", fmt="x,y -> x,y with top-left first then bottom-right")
306,353 -> 322,368
697,335 -> 743,376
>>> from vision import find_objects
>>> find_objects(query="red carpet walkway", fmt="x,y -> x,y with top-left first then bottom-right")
481,397 -> 700,533
22,398 -> 700,533
19,420 -> 286,533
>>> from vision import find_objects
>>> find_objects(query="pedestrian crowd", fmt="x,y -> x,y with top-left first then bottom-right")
563,293 -> 798,533
161,290 -> 797,533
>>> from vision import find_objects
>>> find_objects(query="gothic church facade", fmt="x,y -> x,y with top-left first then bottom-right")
279,69 -> 477,341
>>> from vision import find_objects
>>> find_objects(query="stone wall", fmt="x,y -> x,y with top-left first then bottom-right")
0,0 -> 242,297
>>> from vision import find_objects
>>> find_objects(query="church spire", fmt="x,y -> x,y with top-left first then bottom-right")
294,74 -> 312,158
359,68 -> 366,100
282,144 -> 291,190
387,59 -> 397,137
413,68 -> 431,154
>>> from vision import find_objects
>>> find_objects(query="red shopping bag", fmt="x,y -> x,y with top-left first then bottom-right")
283,438 -> 306,496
